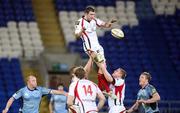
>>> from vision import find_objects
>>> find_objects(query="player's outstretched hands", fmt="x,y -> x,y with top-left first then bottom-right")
110,18 -> 117,23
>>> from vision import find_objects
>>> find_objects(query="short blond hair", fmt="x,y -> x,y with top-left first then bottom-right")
141,72 -> 152,82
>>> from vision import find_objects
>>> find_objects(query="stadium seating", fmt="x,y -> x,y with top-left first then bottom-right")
0,0 -> 42,112
0,58 -> 24,113
0,0 -> 43,59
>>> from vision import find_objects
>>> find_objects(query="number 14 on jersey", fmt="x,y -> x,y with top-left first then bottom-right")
82,85 -> 93,96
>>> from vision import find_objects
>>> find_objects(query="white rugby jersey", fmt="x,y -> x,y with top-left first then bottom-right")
68,79 -> 102,113
108,78 -> 125,108
75,17 -> 105,52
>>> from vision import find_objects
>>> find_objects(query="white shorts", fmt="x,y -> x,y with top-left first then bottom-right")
84,45 -> 105,60
109,105 -> 126,113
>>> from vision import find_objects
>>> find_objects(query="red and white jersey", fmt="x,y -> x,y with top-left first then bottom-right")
68,79 -> 102,113
75,17 -> 105,52
108,78 -> 126,113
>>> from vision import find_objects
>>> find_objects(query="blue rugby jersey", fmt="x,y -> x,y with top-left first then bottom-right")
50,94 -> 67,113
13,86 -> 51,113
137,84 -> 159,113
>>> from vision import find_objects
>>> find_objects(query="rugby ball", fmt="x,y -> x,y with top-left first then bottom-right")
111,28 -> 124,39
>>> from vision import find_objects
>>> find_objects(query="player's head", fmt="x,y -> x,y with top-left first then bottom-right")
27,75 -> 37,88
70,66 -> 80,82
57,83 -> 64,91
70,66 -> 77,77
112,68 -> 126,79
84,6 -> 95,21
74,66 -> 86,79
139,72 -> 152,86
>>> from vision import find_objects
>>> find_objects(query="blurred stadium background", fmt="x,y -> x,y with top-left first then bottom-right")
0,0 -> 180,113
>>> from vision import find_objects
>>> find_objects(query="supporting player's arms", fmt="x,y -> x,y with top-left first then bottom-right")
2,97 -> 15,113
96,62 -> 113,82
84,57 -> 93,77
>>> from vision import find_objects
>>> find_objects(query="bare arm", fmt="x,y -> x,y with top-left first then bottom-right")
48,101 -> 53,113
67,95 -> 74,107
97,91 -> 106,111
138,92 -> 160,104
101,18 -> 117,28
2,97 -> 15,113
146,92 -> 160,103
50,90 -> 67,96
127,101 -> 139,113
97,62 -> 113,82
84,57 -> 93,76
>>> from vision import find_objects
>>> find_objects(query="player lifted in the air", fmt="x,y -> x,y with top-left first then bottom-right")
74,6 -> 117,96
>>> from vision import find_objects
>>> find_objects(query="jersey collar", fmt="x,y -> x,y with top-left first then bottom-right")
82,16 -> 91,23
142,83 -> 149,89
27,86 -> 38,91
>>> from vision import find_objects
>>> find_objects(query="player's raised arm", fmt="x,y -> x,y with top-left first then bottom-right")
84,57 -> 93,76
100,18 -> 117,28
96,62 -> 113,82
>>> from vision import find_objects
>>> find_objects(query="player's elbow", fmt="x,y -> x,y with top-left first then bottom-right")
9,97 -> 15,102
67,100 -> 73,106
157,94 -> 161,101
67,95 -> 74,106
154,93 -> 161,102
